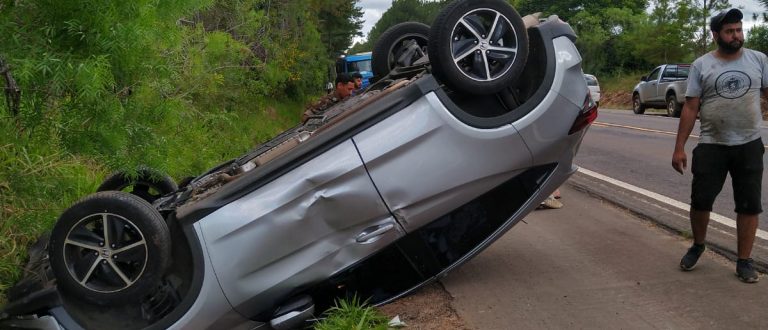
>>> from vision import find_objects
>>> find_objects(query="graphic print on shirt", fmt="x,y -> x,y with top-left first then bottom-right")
715,70 -> 751,99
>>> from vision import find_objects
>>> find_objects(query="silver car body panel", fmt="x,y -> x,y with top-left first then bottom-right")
197,140 -> 403,315
514,37 -> 586,165
166,223 -> 262,330
354,95 -> 531,232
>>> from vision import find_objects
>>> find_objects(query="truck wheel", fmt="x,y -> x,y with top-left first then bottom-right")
98,168 -> 177,204
428,0 -> 528,95
49,191 -> 171,306
372,22 -> 430,78
666,94 -> 682,117
632,94 -> 646,114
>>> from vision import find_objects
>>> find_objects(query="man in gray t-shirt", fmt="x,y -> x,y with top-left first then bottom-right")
672,8 -> 765,283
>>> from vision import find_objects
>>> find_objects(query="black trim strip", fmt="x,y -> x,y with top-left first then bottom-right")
176,77 -> 439,224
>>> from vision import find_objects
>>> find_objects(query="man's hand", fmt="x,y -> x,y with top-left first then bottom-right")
672,149 -> 687,174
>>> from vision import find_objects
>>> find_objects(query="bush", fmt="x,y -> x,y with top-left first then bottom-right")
314,296 -> 390,330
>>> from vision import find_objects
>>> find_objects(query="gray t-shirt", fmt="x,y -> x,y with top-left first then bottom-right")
685,48 -> 767,146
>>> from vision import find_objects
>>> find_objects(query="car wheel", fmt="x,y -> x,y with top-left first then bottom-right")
49,191 -> 171,306
428,0 -> 528,95
666,94 -> 682,117
632,94 -> 645,114
372,22 -> 430,78
98,168 -> 177,203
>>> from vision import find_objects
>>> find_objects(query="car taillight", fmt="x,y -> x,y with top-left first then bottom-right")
569,94 -> 598,135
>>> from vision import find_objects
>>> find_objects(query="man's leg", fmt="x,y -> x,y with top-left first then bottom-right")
682,143 -> 725,271
680,208 -> 710,271
735,213 -> 760,283
736,213 -> 758,259
690,209 -> 711,245
731,138 -> 762,283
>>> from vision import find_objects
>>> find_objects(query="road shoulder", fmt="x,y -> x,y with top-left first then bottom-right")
440,183 -> 768,329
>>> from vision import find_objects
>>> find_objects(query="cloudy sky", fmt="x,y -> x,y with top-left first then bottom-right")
355,0 -> 392,44
355,0 -> 767,43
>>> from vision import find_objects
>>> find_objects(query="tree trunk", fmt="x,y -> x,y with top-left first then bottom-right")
1,57 -> 21,117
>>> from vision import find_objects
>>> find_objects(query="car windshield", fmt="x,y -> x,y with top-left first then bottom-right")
584,75 -> 598,86
349,60 -> 372,72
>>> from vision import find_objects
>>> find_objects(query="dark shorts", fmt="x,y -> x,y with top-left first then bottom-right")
691,138 -> 764,215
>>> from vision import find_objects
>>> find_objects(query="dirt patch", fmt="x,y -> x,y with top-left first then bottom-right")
377,283 -> 470,330
600,90 -> 632,110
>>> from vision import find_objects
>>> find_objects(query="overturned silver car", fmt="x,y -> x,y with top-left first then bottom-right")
1,0 -> 596,329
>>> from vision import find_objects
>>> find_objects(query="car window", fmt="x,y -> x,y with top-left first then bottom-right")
648,68 -> 661,81
677,65 -> 690,78
349,60 -> 372,72
662,65 -> 677,79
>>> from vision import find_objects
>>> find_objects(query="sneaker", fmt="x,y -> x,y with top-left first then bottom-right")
539,196 -> 563,209
680,244 -> 705,271
736,258 -> 760,283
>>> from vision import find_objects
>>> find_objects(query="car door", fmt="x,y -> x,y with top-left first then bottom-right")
639,66 -> 662,103
353,95 -> 532,233
658,65 -> 678,99
196,139 -> 404,316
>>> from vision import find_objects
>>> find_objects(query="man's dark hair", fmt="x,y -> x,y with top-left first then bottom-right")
335,73 -> 354,85
351,72 -> 363,79
710,8 -> 742,32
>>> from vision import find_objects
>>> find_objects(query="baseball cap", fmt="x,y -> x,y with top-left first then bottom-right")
710,8 -> 743,32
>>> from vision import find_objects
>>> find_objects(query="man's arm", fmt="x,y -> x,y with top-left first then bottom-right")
672,96 -> 700,174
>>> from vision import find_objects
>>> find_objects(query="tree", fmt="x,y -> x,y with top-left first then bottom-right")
515,0 -> 646,22
353,0 -> 448,53
311,0 -> 364,58
688,0 -> 730,55
626,0 -> 697,65
747,24 -> 768,54
571,7 -> 647,74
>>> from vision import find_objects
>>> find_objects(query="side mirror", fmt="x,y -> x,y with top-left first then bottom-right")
640,76 -> 647,82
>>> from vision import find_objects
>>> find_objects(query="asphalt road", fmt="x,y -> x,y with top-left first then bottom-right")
441,184 -> 768,329
575,109 -> 768,231
436,112 -> 768,329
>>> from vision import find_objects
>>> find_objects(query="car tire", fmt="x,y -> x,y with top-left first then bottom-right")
428,0 -> 528,95
49,191 -> 171,306
372,22 -> 430,78
98,168 -> 177,203
632,94 -> 646,114
666,94 -> 682,117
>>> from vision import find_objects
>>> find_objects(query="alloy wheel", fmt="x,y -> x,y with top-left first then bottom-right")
450,8 -> 520,82
62,212 -> 148,293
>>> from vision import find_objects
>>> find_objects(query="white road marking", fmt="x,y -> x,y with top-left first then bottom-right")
593,121 -> 693,137
592,121 -> 768,149
577,167 -> 768,241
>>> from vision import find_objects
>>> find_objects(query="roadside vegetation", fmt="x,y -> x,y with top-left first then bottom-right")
598,72 -> 645,110
313,296 -> 390,330
0,0 -> 363,303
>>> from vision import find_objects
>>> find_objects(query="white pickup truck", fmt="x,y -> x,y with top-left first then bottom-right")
632,64 -> 690,117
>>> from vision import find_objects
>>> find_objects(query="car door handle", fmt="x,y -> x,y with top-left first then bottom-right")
356,223 -> 395,243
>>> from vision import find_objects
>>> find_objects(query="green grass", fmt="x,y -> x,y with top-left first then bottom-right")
313,296 -> 390,330
0,96 -> 308,306
594,71 -> 644,110
600,71 -> 644,94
